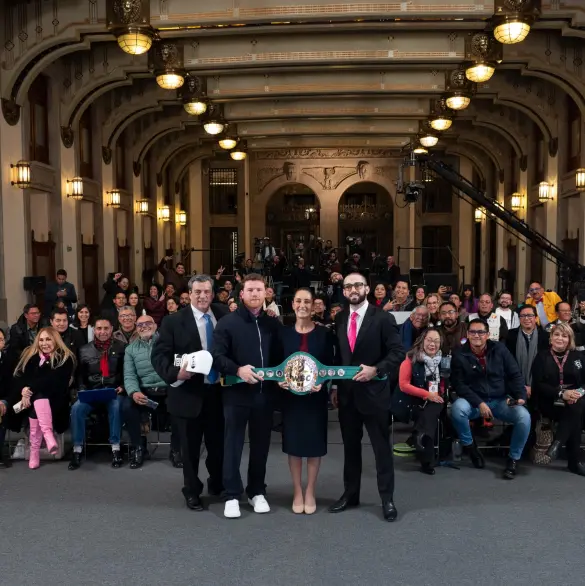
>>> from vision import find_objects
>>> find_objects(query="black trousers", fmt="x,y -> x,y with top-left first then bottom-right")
175,387 -> 225,498
338,395 -> 394,501
552,399 -> 585,466
414,401 -> 445,466
223,393 -> 273,500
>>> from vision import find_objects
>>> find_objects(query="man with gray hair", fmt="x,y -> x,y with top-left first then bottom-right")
400,305 -> 429,351
152,274 -> 229,511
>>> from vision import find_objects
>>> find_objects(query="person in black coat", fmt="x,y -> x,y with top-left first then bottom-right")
151,275 -> 229,511
450,319 -> 530,479
277,288 -> 336,514
531,322 -> 585,476
329,272 -> 405,522
0,329 -> 13,468
7,304 -> 42,365
212,273 -> 283,519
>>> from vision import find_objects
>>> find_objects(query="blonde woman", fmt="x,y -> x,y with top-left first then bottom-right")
13,327 -> 75,469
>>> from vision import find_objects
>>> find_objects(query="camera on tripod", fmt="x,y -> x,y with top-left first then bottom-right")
405,181 -> 425,203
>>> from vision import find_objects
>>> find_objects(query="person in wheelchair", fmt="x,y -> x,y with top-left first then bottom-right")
122,314 -> 181,470
450,318 -> 530,480
398,328 -> 448,475
69,317 -> 126,470
531,323 -> 585,476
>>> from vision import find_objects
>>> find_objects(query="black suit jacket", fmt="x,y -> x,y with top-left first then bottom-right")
505,326 -> 549,360
335,304 -> 405,414
151,304 -> 228,419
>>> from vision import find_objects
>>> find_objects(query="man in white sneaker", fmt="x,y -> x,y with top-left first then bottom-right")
495,292 -> 519,330
213,273 -> 283,518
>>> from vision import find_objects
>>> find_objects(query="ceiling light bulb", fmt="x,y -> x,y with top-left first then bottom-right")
204,121 -> 225,135
413,146 -> 428,154
219,137 -> 238,150
117,29 -> 153,55
230,150 -> 247,161
446,95 -> 471,111
419,134 -> 439,148
156,73 -> 185,90
465,63 -> 495,83
494,19 -> 531,45
184,100 -> 207,116
430,117 -> 452,131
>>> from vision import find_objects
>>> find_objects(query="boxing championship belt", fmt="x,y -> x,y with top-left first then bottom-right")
224,351 -> 386,395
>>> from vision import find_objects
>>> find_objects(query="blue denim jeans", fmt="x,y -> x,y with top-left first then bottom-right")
70,396 -> 123,447
451,397 -> 531,460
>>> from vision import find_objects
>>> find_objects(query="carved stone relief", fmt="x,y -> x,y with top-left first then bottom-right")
301,166 -> 357,190
255,148 -> 397,160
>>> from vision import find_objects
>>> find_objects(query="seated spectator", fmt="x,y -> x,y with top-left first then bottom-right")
166,296 -> 180,315
50,308 -> 83,359
398,328 -> 447,475
143,284 -> 166,326
461,284 -> 479,315
101,290 -> 127,327
371,283 -> 390,309
327,272 -> 345,306
547,302 -> 585,349
228,299 -> 238,312
467,293 -> 508,342
386,280 -> 415,312
128,292 -> 143,317
0,329 -> 13,468
495,292 -> 519,330
414,287 -> 426,307
101,272 -> 132,310
69,317 -> 126,470
450,318 -> 530,479
264,287 -> 281,318
400,306 -> 429,351
449,293 -> 467,322
158,255 -> 190,292
11,327 -> 75,469
122,315 -> 181,469
179,292 -> 190,308
311,296 -> 328,324
164,282 -> 177,299
70,304 -> 94,345
43,269 -> 77,319
113,306 -> 137,345
7,304 -> 42,364
423,293 -> 441,326
437,302 -> 467,355
525,281 -> 562,328
505,305 -> 549,399
531,323 -> 585,476
216,289 -> 229,305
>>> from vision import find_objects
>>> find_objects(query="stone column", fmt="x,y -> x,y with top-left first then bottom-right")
132,173 -> 144,288
243,157 -> 251,258
495,179 -> 506,287
458,157 -> 474,288
101,160 -> 116,276
515,168 -> 528,300
543,151 -> 559,289
188,160 -> 204,273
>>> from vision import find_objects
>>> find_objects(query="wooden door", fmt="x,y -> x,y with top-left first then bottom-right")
31,230 -> 56,313
143,246 -> 155,291
117,244 -> 131,279
81,242 -> 99,313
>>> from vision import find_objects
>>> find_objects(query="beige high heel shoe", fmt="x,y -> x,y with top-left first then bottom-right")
292,500 -> 304,514
304,497 -> 317,515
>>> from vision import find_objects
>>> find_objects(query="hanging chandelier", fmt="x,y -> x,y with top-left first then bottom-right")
464,32 -> 502,83
492,0 -> 541,45
107,1 -> 155,55
151,41 -> 185,90
179,75 -> 208,115
444,68 -> 475,111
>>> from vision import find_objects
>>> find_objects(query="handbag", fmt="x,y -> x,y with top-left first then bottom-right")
531,418 -> 553,465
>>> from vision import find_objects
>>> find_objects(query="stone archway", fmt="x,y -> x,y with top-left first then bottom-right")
337,181 -> 394,261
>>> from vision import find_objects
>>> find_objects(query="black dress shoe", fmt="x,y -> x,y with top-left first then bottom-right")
382,500 -> 398,522
503,458 -> 518,480
68,452 -> 82,470
185,495 -> 204,511
169,450 -> 183,468
328,493 -> 360,513
568,462 -> 585,476
420,463 -> 436,475
464,442 -> 485,469
0,457 -> 11,469
111,450 -> 123,468
547,440 -> 562,461
129,447 -> 144,469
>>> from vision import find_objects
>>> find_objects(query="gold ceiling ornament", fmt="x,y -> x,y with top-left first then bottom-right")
107,0 -> 155,55
150,41 -> 185,90
178,75 -> 208,116
493,0 -> 540,45
464,32 -> 502,83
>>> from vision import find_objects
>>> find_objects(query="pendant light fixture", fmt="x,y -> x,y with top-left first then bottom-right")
464,32 -> 502,83
492,0 -> 540,45
179,75 -> 208,116
151,42 -> 185,90
107,0 -> 155,56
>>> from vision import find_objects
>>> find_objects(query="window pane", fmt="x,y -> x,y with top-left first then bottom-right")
35,104 -> 46,147
209,168 -> 238,215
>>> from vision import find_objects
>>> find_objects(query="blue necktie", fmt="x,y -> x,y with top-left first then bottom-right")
203,314 -> 219,383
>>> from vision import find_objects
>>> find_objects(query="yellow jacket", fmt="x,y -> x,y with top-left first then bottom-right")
525,291 -> 562,325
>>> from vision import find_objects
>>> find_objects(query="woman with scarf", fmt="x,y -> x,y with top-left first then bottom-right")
398,328 -> 447,475
10,327 -> 75,469
370,283 -> 391,309
532,323 -> 585,476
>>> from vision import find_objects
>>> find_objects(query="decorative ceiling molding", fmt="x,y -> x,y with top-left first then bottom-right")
254,148 -> 399,160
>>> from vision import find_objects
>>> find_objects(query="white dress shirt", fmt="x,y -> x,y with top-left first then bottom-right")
347,301 -> 369,337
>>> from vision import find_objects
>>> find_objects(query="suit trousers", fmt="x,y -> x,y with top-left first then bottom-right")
338,392 -> 394,501
175,385 -> 225,498
223,392 -> 274,500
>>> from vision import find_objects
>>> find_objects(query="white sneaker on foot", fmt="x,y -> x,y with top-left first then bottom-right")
248,495 -> 270,513
224,499 -> 241,519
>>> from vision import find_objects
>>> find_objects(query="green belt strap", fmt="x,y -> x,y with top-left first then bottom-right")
224,351 -> 386,395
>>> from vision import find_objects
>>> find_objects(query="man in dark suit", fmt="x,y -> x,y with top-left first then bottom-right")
151,274 -> 228,511
330,272 -> 405,522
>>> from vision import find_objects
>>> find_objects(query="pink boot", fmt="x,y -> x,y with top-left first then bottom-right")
28,418 -> 42,469
34,398 -> 58,455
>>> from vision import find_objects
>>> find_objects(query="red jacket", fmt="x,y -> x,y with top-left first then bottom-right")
143,297 -> 166,326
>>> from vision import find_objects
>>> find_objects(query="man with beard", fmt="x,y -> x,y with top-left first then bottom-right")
329,273 -> 404,522
158,255 -> 190,292
384,280 -> 415,312
467,293 -> 508,342
495,292 -> 519,330
437,302 -> 468,355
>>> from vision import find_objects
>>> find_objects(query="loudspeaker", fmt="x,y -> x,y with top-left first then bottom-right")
408,268 -> 425,288
23,276 -> 46,292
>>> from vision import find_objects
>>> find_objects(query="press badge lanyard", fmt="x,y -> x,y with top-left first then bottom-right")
551,350 -> 569,387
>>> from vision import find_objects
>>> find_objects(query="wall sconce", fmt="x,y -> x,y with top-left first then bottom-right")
135,199 -> 149,215
576,168 -> 585,192
510,193 -> 523,211
474,207 -> 484,222
66,177 -> 84,200
10,160 -> 31,189
158,205 -> 171,221
538,181 -> 553,203
106,189 -> 121,208
176,210 -> 187,226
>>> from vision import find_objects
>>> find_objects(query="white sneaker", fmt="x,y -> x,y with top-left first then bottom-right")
224,499 -> 241,519
248,495 -> 271,513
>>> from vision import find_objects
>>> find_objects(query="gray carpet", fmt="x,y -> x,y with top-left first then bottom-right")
1,424 -> 584,586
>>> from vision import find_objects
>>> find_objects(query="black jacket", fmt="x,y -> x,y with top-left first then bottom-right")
0,351 -> 13,407
335,304 -> 405,415
451,341 -> 525,407
7,315 -> 38,366
151,304 -> 228,418
505,327 -> 549,360
77,340 -> 126,390
212,305 -> 282,406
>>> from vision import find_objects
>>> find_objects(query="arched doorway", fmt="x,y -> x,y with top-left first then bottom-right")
338,182 -> 393,260
266,183 -> 320,259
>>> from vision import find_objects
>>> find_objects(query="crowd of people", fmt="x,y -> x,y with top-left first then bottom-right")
2,251 -> 585,523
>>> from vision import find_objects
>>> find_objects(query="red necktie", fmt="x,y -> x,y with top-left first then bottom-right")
349,312 -> 358,352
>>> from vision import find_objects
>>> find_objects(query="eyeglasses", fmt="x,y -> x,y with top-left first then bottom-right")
136,323 -> 154,329
426,339 -> 441,345
519,314 -> 535,319
468,330 -> 488,336
441,310 -> 457,316
343,282 -> 366,291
